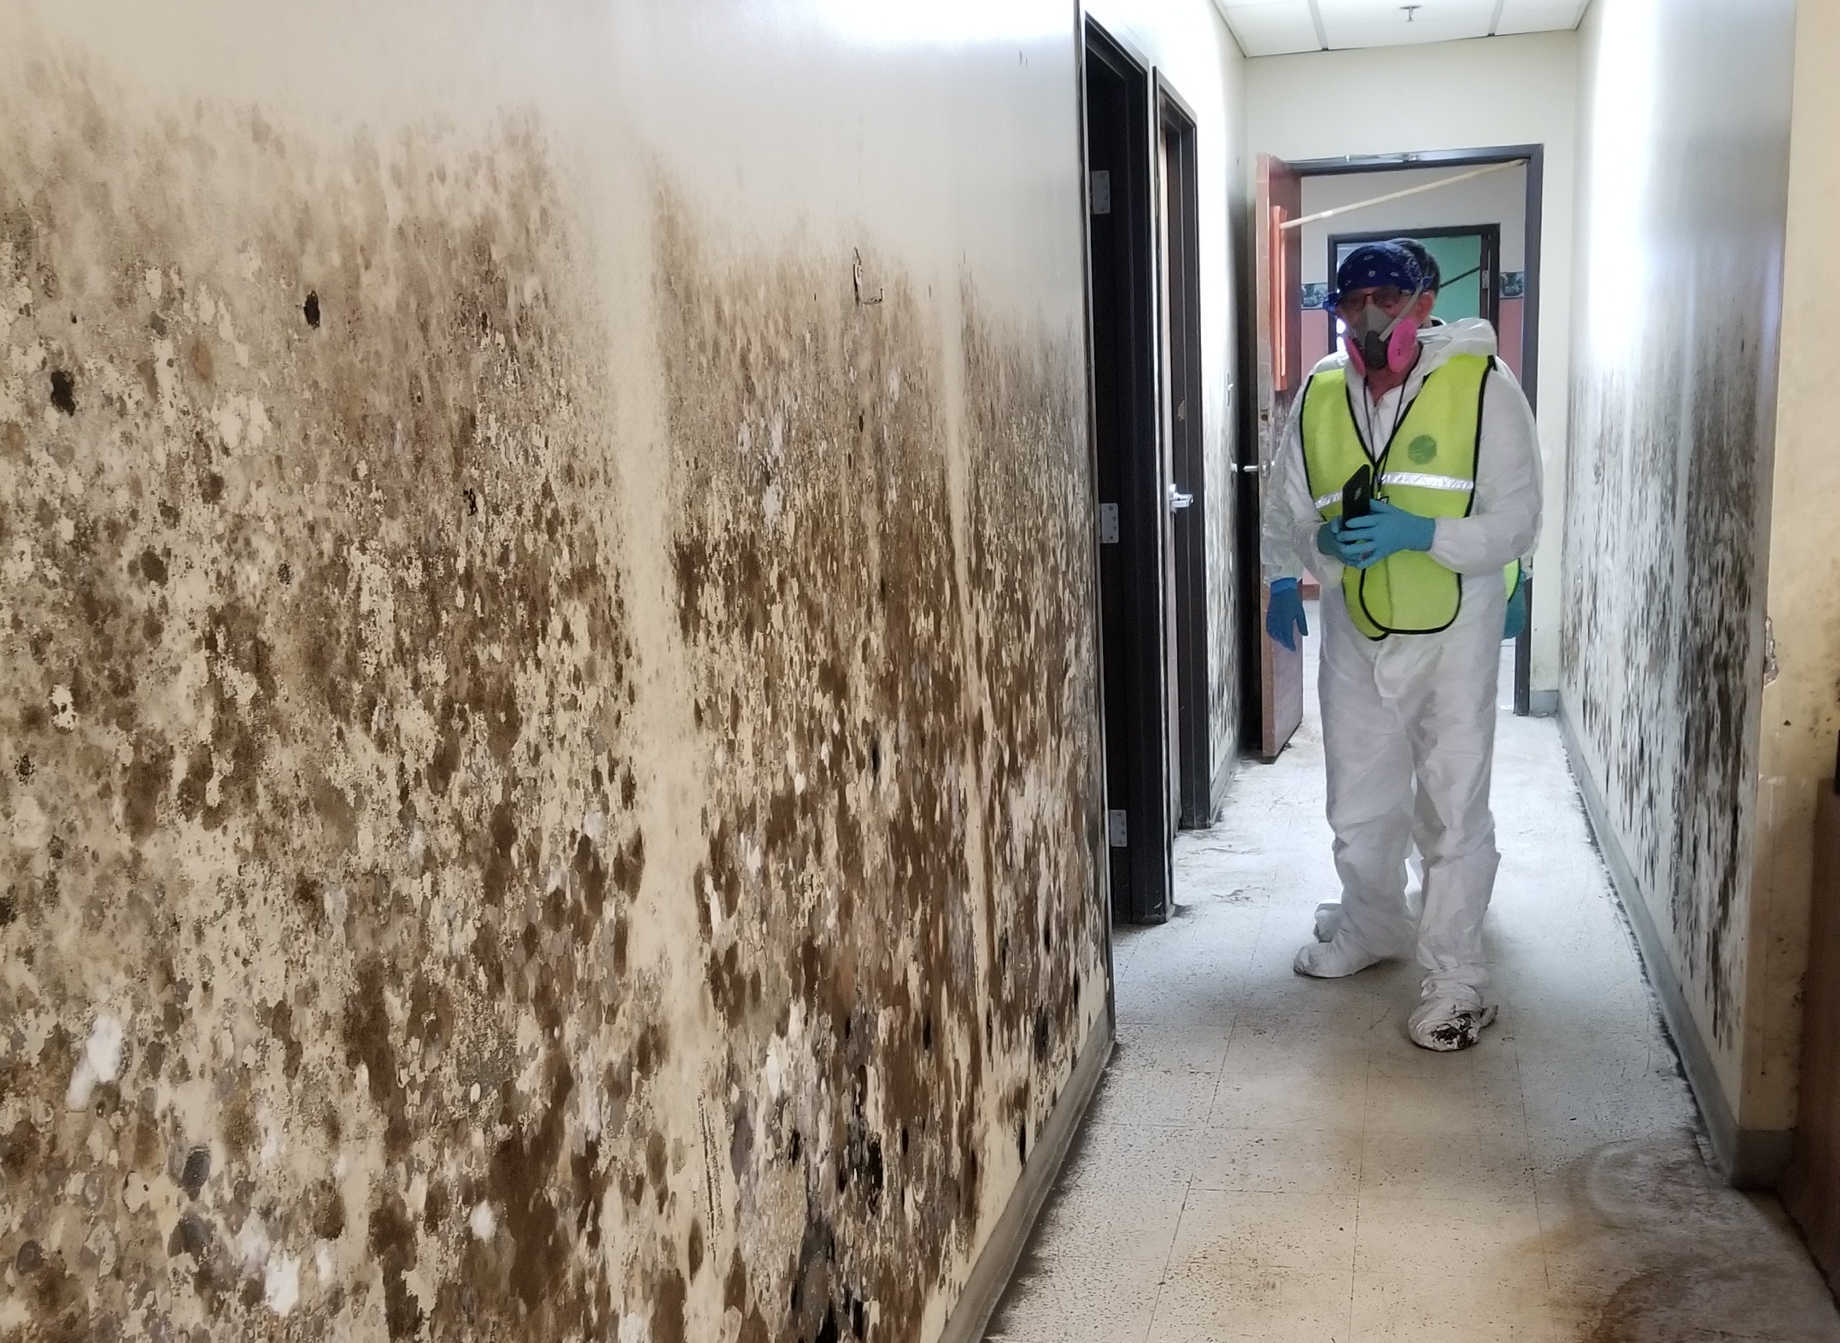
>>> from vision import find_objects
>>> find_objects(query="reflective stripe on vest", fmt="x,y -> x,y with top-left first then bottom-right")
1299,355 -> 1505,640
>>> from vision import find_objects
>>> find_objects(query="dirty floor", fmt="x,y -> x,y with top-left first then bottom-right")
986,610 -> 1840,1343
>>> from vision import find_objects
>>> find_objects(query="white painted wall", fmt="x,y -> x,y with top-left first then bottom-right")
1298,164 -> 1528,284
1246,32 -> 1579,696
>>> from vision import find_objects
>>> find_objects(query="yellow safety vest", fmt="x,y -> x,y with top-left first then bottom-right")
1299,354 -> 1520,641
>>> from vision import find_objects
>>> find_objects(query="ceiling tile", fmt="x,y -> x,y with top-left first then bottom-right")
1223,1 -> 1322,57
1315,0 -> 1494,49
1494,0 -> 1590,35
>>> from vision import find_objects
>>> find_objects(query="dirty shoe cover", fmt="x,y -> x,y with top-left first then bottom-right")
1313,902 -> 1343,943
1294,931 -> 1390,979
1408,986 -> 1499,1052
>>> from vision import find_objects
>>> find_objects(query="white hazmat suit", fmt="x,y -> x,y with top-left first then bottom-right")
1263,318 -> 1542,1050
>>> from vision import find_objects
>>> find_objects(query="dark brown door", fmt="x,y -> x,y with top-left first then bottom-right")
1085,22 -> 1171,924
1158,88 -> 1213,830
1252,154 -> 1304,762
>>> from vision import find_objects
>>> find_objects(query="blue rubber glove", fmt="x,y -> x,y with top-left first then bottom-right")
1315,519 -> 1364,568
1503,580 -> 1527,642
1337,499 -> 1436,570
1266,577 -> 1307,652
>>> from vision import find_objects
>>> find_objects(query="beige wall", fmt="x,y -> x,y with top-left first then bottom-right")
0,0 -> 1246,1338
1245,31 -> 1578,697
1562,0 -> 1796,1150
1752,0 -> 1840,1136
1299,165 -> 1530,284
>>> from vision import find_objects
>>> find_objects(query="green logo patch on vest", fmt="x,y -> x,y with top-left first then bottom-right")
1406,434 -> 1438,465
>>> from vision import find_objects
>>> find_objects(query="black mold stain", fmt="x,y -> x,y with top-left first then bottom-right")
48,367 -> 75,413
654,194 -> 1103,1339
180,1145 -> 210,1198
2,46 -> 1106,1343
3,57 -> 652,1341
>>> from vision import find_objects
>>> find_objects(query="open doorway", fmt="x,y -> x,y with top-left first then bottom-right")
1084,21 -> 1171,924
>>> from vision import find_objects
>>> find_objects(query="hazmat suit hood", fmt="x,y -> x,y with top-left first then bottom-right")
1408,316 -> 1497,382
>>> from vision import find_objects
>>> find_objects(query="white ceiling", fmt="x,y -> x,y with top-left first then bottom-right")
1219,0 -> 1591,57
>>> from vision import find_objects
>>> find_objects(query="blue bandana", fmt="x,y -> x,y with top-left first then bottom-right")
1326,242 -> 1422,310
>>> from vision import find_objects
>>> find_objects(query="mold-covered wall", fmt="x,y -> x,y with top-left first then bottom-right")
1561,0 -> 1794,1127
0,1 -> 1115,1338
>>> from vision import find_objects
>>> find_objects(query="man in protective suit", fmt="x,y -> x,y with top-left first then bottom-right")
1262,240 -> 1541,1051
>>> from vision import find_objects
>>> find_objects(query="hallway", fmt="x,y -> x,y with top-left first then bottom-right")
986,621 -> 1840,1342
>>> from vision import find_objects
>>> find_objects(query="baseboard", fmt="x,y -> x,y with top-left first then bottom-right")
1528,689 -> 1558,718
1558,706 -> 1790,1188
1208,747 -> 1236,823
936,1013 -> 1114,1343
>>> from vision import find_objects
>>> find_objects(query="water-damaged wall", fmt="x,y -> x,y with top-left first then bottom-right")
1562,0 -> 1794,1133
0,1 -> 1125,1337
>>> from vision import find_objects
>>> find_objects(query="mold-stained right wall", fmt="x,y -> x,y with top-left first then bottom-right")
1562,0 -> 1796,1162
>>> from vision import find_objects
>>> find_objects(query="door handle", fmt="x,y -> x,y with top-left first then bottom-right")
1169,487 -> 1194,512
1236,463 -> 1265,475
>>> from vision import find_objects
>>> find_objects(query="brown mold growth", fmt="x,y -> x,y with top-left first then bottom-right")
655,196 -> 1105,1341
961,291 -> 1108,1176
0,46 -> 652,1342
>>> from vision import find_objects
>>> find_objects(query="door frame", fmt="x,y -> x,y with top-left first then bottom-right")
1082,18 -> 1173,925
1154,77 -> 1212,831
1324,222 -> 1503,334
1286,145 -> 1544,716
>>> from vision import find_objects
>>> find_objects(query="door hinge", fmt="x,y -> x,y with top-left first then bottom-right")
1098,503 -> 1120,544
1089,170 -> 1111,216
1107,810 -> 1128,847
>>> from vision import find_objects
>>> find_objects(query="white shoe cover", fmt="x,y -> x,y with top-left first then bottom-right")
1313,902 -> 1343,943
1407,987 -> 1499,1052
1294,932 -> 1392,979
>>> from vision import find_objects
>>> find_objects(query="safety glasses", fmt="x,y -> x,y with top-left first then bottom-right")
1332,286 -> 1412,320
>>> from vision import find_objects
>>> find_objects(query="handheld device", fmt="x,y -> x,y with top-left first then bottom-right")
1341,464 -> 1373,520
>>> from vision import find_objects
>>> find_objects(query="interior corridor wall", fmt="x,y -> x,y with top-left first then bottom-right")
0,1 -> 1124,1339
1244,32 -> 1578,699
1087,0 -> 1250,813
1749,0 -> 1840,1141
1562,0 -> 1795,1150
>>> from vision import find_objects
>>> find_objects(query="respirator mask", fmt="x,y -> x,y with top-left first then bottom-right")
1340,283 -> 1425,376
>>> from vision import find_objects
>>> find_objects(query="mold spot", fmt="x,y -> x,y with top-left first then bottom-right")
168,1214 -> 210,1261
180,1145 -> 210,1199
303,290 -> 320,327
49,368 -> 75,414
